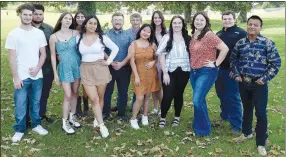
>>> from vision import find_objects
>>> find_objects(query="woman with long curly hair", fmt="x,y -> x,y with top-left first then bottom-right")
189,12 -> 228,136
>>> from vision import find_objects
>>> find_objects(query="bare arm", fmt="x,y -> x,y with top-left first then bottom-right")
49,35 -> 60,85
8,49 -> 23,89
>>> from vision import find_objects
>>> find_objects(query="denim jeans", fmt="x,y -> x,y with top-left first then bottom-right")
115,92 -> 136,110
190,67 -> 218,136
104,66 -> 131,117
239,81 -> 268,146
215,68 -> 242,131
13,78 -> 43,133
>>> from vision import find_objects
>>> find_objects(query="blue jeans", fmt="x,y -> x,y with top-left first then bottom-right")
239,81 -> 268,146
13,78 -> 43,133
215,68 -> 242,131
104,66 -> 131,117
190,67 -> 218,136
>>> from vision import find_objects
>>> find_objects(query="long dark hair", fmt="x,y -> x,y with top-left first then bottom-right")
151,11 -> 167,46
76,15 -> 106,53
52,12 -> 75,34
166,15 -> 191,53
136,24 -> 155,45
191,12 -> 212,40
74,10 -> 87,31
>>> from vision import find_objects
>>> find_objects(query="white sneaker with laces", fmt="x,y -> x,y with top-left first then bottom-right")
141,115 -> 149,126
151,109 -> 158,114
11,132 -> 24,143
257,146 -> 267,156
130,118 -> 140,129
99,124 -> 109,138
232,133 -> 253,142
69,112 -> 81,128
32,125 -> 48,135
93,118 -> 99,128
62,118 -> 75,135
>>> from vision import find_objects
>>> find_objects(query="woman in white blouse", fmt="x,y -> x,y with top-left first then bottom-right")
156,15 -> 191,128
76,15 -> 119,138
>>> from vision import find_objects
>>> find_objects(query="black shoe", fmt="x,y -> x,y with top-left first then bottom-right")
102,114 -> 110,121
118,115 -> 129,121
111,106 -> 118,112
41,115 -> 55,124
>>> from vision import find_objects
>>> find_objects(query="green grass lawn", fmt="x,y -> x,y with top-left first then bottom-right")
1,11 -> 285,157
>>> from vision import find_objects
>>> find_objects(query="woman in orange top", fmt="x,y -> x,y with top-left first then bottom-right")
189,12 -> 229,136
129,24 -> 161,129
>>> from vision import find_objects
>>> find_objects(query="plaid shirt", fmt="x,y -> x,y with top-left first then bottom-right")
32,22 -> 53,75
230,34 -> 281,83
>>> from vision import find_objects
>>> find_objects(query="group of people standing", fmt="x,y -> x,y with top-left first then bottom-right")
5,3 -> 281,156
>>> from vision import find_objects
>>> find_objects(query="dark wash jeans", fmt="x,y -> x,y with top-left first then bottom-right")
238,81 -> 268,146
14,78 -> 43,133
190,67 -> 218,136
103,65 -> 131,117
215,68 -> 242,131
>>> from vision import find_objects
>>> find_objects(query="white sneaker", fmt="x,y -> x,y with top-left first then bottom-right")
32,125 -> 48,135
257,146 -> 267,156
99,124 -> 109,138
69,112 -> 81,128
93,118 -> 99,128
151,109 -> 158,114
232,134 -> 253,142
141,115 -> 149,126
11,132 -> 24,143
130,119 -> 140,129
62,118 -> 75,135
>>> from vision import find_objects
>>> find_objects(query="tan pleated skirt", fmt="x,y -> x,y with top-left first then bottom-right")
80,61 -> 112,86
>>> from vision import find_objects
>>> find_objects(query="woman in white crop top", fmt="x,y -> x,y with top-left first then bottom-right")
76,15 -> 119,138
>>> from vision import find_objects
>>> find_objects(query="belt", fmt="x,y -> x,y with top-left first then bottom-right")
242,76 -> 260,83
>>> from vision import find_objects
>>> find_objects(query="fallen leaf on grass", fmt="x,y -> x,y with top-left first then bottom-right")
239,150 -> 254,156
137,140 -> 143,146
175,146 -> 179,152
0,145 -> 11,150
163,131 -> 170,136
215,148 -> 223,153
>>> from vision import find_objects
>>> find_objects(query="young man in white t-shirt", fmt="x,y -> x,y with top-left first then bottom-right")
5,4 -> 48,143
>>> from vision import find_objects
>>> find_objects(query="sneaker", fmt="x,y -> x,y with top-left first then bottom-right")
41,115 -> 55,124
141,115 -> 149,126
32,125 -> 48,135
111,106 -> 118,112
99,124 -> 109,138
171,118 -> 180,127
232,134 -> 253,142
151,109 -> 159,115
93,118 -> 99,128
69,113 -> 81,128
130,119 -> 140,129
118,115 -> 129,121
257,146 -> 267,156
62,118 -> 75,135
11,132 -> 24,143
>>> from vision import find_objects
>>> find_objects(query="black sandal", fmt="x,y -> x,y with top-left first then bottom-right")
159,119 -> 166,128
171,119 -> 180,126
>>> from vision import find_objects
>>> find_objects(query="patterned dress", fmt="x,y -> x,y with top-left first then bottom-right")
55,36 -> 81,82
132,42 -> 161,96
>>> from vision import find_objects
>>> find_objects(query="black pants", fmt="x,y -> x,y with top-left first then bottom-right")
103,66 -> 131,117
27,71 -> 54,122
239,81 -> 268,146
160,67 -> 190,118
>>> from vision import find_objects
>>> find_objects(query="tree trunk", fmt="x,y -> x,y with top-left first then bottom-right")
184,2 -> 192,24
239,10 -> 247,23
77,2 -> 95,15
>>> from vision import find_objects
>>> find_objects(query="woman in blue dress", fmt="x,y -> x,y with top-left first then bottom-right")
50,12 -> 81,135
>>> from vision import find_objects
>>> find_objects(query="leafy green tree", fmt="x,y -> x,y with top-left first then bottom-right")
77,1 -> 96,15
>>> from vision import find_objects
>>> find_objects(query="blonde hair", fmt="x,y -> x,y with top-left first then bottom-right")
130,13 -> 142,21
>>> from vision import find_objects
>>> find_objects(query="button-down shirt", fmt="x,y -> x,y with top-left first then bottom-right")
32,22 -> 53,75
105,28 -> 132,62
230,34 -> 281,83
